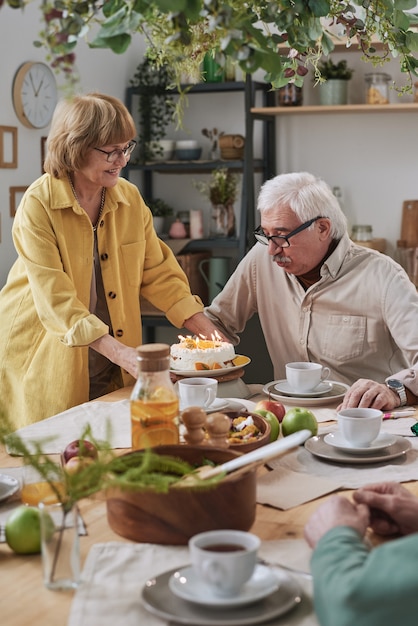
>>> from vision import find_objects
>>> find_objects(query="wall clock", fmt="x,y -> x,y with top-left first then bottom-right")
12,62 -> 58,129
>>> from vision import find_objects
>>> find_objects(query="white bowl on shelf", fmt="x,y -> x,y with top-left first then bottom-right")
175,139 -> 199,150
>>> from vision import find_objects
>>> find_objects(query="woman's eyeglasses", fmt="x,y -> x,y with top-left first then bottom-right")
94,140 -> 137,163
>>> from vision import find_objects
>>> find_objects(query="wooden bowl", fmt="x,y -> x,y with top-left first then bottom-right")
106,445 -> 257,545
225,411 -> 271,453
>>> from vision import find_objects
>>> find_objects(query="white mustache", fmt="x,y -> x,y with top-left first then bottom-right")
273,254 -> 291,264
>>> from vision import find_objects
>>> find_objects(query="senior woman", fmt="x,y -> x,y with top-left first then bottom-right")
0,92 -> 219,429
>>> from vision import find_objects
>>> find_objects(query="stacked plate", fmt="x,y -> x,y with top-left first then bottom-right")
142,563 -> 302,625
262,379 -> 350,407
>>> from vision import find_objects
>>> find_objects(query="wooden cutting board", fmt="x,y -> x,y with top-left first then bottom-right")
399,200 -> 418,247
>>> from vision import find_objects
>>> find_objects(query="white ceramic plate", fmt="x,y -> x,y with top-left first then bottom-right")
324,432 -> 396,454
263,380 -> 349,406
179,398 -> 231,413
0,474 -> 20,502
305,434 -> 411,464
168,564 -> 279,608
170,355 -> 251,377
274,380 -> 333,398
142,565 -> 302,626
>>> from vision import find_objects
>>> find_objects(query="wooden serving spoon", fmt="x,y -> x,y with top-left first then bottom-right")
178,429 -> 311,485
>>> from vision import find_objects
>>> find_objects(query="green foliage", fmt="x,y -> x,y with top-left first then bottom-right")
145,198 -> 174,217
194,168 -> 240,206
3,2 -> 418,92
317,58 -> 354,80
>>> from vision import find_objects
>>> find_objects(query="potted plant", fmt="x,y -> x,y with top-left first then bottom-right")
130,58 -> 176,163
316,58 -> 354,105
146,198 -> 174,235
194,168 -> 239,237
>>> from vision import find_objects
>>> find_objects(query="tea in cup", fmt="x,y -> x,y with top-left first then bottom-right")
189,529 -> 260,596
337,408 -> 383,447
286,362 -> 330,393
177,377 -> 218,410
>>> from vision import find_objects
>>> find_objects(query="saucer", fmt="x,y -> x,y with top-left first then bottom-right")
274,380 -> 333,398
0,474 -> 20,503
168,564 -> 279,608
324,432 -> 396,454
263,380 -> 349,406
305,434 -> 411,464
142,565 -> 302,626
179,398 -> 230,413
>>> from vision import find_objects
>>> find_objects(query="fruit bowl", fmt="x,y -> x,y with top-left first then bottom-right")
106,445 -> 256,545
223,411 -> 271,453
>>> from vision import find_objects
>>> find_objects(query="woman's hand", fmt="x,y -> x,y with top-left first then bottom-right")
353,482 -> 418,536
90,335 -> 138,379
304,495 -> 370,549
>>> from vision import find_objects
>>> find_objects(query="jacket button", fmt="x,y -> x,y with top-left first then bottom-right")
115,329 -> 124,337
99,220 -> 104,228
100,253 -> 108,261
108,292 -> 116,299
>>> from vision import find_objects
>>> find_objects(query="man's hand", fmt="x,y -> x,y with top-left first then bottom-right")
339,378 -> 399,410
353,482 -> 418,536
304,495 -> 370,549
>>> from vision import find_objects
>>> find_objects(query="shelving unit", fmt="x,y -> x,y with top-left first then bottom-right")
124,75 -> 275,341
124,76 -> 276,261
252,103 -> 418,116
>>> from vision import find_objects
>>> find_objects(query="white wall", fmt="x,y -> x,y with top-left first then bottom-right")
0,3 -> 145,286
1,5 -> 417,287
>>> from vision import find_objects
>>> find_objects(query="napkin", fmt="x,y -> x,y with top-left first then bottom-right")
268,424 -> 418,489
257,467 -> 342,509
8,400 -> 131,455
68,540 -> 318,626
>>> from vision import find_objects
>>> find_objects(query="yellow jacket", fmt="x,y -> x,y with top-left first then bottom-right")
0,174 -> 203,428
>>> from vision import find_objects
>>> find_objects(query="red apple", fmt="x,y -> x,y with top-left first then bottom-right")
254,400 -> 286,423
64,455 -> 95,475
63,439 -> 98,464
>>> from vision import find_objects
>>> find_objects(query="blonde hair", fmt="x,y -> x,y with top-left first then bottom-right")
44,92 -> 137,178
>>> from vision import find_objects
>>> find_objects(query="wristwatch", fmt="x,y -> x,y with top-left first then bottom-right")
386,379 -> 408,406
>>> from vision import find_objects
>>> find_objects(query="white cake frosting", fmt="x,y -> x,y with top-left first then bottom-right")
170,336 -> 236,371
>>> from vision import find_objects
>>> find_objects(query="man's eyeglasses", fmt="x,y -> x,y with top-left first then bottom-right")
253,216 -> 323,248
94,140 -> 137,163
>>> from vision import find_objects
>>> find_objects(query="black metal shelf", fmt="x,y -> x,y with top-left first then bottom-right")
124,158 -> 265,174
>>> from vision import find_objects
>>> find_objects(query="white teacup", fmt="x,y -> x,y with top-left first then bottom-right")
286,362 -> 330,393
177,377 -> 218,410
189,529 -> 260,597
337,408 -> 383,448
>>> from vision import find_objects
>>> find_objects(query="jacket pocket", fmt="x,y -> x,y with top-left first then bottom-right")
322,315 -> 366,361
120,241 -> 145,287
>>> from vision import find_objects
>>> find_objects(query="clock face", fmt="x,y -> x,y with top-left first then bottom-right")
13,62 -> 58,129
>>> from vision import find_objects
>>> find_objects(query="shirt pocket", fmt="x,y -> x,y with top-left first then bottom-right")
322,315 -> 366,361
120,241 -> 145,287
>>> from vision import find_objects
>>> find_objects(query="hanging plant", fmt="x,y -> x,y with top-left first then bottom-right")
130,57 -> 176,163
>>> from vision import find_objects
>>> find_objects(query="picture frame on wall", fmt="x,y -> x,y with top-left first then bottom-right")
9,186 -> 28,217
0,126 -> 18,169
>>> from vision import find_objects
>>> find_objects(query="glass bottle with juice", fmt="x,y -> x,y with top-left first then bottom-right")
130,343 -> 180,449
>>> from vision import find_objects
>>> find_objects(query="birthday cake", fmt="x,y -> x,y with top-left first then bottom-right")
170,336 -> 236,371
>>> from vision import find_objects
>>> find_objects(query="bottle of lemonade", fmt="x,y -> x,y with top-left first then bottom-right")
130,343 -> 179,449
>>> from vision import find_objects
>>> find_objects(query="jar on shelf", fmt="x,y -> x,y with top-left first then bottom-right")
365,72 -> 391,104
352,225 -> 373,242
277,84 -> 303,107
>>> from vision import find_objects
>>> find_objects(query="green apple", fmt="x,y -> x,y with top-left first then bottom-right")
5,505 -> 43,554
281,407 -> 318,437
253,409 -> 280,441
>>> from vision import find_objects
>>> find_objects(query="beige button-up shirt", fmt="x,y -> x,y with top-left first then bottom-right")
206,235 -> 418,394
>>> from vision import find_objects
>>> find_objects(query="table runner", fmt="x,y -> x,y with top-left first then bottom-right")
68,540 -> 317,626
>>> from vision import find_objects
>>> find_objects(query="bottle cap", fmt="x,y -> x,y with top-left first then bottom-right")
136,343 -> 170,371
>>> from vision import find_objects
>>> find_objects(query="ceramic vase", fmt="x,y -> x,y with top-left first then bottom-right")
319,79 -> 349,105
210,203 -> 236,238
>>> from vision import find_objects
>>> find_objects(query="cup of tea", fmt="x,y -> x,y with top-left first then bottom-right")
337,408 -> 383,447
189,529 -> 260,596
177,377 -> 218,410
286,362 -> 330,393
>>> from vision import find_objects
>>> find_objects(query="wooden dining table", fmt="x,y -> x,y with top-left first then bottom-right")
1,385 -> 418,626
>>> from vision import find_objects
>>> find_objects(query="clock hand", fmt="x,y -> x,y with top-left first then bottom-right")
34,78 -> 44,98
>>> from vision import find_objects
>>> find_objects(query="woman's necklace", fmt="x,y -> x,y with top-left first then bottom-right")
68,175 -> 106,231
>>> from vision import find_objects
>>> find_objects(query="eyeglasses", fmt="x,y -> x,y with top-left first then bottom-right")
94,140 -> 137,163
253,216 -> 323,248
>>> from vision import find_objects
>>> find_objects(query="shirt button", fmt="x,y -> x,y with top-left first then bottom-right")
100,253 -> 108,261
300,339 -> 305,345
108,292 -> 116,299
115,329 -> 124,337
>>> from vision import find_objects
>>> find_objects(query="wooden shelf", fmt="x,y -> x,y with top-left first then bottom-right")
252,103 -> 418,116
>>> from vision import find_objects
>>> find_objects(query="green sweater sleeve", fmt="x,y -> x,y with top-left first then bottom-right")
311,526 -> 418,626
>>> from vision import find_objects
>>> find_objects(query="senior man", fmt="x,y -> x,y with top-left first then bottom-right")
202,171 -> 418,410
